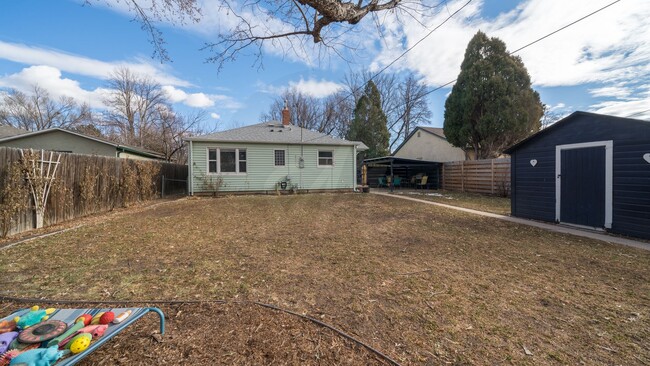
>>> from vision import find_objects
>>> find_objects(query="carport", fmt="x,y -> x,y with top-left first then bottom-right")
363,156 -> 442,191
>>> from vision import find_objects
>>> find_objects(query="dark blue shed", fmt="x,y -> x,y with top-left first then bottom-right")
504,111 -> 650,240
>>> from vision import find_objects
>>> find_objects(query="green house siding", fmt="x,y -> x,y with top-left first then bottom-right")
0,130 -> 116,157
190,141 -> 356,192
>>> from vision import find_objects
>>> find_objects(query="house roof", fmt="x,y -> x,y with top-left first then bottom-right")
503,111 -> 649,154
0,127 -> 166,159
0,124 -> 28,139
391,126 -> 449,155
419,127 -> 446,139
186,121 -> 369,150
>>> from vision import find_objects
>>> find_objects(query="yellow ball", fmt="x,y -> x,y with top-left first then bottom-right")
69,333 -> 92,354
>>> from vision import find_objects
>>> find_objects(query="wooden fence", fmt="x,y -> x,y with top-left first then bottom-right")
441,158 -> 511,196
0,147 -> 187,237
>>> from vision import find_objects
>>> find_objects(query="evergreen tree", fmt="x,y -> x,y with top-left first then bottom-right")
347,81 -> 390,158
444,31 -> 543,159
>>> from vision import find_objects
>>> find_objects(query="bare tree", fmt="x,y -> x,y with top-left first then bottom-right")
0,86 -> 91,131
103,67 -> 167,148
541,104 -> 563,129
343,71 -> 430,149
261,88 -> 351,136
390,74 -> 431,149
154,105 -> 207,163
89,0 -> 421,68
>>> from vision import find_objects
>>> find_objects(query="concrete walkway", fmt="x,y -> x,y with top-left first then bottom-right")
372,191 -> 650,251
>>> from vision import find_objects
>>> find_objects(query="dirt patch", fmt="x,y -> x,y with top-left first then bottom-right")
0,301 -> 388,365
1,194 -> 649,365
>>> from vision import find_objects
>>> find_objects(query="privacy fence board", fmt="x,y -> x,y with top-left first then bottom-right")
0,147 -> 187,237
441,158 -> 511,196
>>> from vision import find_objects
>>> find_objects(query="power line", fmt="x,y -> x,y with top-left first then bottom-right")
625,108 -> 650,119
302,0 -> 623,144
420,0 -> 623,99
300,0 -> 473,143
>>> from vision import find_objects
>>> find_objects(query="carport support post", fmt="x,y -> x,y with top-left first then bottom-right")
390,159 -> 394,192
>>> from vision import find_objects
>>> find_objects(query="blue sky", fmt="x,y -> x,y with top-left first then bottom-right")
0,0 -> 648,134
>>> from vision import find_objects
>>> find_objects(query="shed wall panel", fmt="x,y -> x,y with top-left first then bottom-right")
509,112 -> 650,240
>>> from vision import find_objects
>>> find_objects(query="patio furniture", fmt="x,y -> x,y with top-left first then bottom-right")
0,306 -> 164,365
377,177 -> 386,188
408,176 -> 416,188
393,176 -> 402,188
416,175 -> 429,190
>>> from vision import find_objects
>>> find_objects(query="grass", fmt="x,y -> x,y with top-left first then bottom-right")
1,194 -> 648,365
391,189 -> 512,215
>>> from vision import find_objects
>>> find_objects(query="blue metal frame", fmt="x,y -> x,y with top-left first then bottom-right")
56,307 -> 165,366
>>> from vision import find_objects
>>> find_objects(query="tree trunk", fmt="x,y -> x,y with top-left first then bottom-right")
35,207 -> 44,229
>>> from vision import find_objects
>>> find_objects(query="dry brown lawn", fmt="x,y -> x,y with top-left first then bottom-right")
1,194 -> 649,365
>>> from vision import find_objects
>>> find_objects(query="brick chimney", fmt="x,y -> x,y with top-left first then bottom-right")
281,100 -> 290,126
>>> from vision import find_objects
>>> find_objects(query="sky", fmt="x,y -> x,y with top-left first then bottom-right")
0,0 -> 648,135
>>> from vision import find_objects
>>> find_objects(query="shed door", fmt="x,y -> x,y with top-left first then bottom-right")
560,146 -> 606,228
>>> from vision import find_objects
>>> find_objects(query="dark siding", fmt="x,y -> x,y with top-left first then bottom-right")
509,112 -> 650,240
511,144 -> 555,222
612,140 -> 650,239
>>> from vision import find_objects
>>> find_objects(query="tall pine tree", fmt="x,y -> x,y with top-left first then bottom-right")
347,81 -> 390,158
444,31 -> 543,159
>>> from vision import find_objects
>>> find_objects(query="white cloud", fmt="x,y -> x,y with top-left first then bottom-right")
0,40 -> 190,86
184,93 -> 213,108
590,84 -> 650,120
589,86 -> 632,99
161,85 -> 242,109
210,113 -> 221,119
372,0 -> 650,88
0,66 -> 242,111
0,65 -> 109,108
257,78 -> 343,99
289,78 -> 343,98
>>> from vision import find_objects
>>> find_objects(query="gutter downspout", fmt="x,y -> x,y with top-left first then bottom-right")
353,145 -> 358,192
188,140 -> 193,196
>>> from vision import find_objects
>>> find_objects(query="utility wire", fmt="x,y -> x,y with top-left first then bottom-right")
299,0 -> 472,143
301,0 -> 623,144
625,108 -> 650,119
420,0 -> 624,99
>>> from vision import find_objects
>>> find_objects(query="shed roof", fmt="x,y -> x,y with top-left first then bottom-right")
0,128 -> 166,159
0,124 -> 28,139
186,121 -> 368,150
504,111 -> 650,154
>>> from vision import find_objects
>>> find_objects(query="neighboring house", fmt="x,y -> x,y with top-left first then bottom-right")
392,127 -> 466,162
0,124 -> 28,139
505,111 -> 650,240
0,127 -> 165,160
185,107 -> 368,194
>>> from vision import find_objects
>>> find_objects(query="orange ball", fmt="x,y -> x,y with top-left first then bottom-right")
99,311 -> 114,325
76,314 -> 92,326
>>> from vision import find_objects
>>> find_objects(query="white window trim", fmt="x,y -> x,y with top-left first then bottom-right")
555,140 -> 612,229
206,147 -> 248,175
317,150 -> 335,168
273,149 -> 287,167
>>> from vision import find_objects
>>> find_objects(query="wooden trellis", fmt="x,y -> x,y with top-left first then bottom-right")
20,149 -> 61,229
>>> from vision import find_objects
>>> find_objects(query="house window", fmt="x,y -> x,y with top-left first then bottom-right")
239,150 -> 247,173
318,150 -> 334,167
220,149 -> 236,172
207,148 -> 247,174
208,148 -> 218,173
274,150 -> 286,166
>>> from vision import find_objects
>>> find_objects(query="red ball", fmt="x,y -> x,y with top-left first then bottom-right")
76,314 -> 92,326
99,311 -> 115,325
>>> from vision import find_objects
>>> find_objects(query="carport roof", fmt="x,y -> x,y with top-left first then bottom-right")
363,156 -> 442,166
